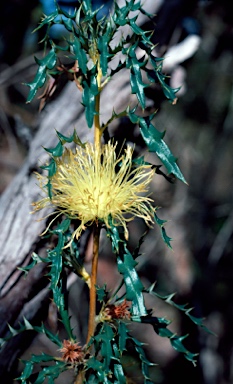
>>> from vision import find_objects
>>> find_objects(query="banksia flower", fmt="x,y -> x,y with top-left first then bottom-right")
104,299 -> 131,321
33,141 -> 155,245
59,340 -> 84,364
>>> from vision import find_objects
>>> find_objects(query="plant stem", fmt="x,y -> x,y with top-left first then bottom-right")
84,59 -> 102,361
94,92 -> 101,149
86,223 -> 101,345
74,371 -> 85,384
94,64 -> 102,150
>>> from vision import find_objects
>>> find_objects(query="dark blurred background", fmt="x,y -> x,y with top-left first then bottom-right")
0,1 -> 233,383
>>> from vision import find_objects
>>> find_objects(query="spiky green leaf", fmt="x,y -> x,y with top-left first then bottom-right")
154,212 -> 172,248
141,315 -> 198,365
113,0 -> 136,26
34,10 -> 59,32
117,250 -> 145,316
129,17 -> 153,46
97,23 -> 113,76
150,57 -> 179,103
118,321 -> 129,354
95,323 -> 115,369
131,337 -> 155,383
96,284 -> 108,302
156,68 -> 180,103
17,361 -> 33,381
26,48 -> 57,102
82,66 -> 99,128
56,129 -> 85,146
86,357 -> 108,383
32,361 -> 66,384
107,222 -> 147,317
44,140 -> 63,157
128,111 -> 186,183
71,36 -> 88,75
147,287 -> 214,335
114,363 -> 126,384
126,43 -> 148,109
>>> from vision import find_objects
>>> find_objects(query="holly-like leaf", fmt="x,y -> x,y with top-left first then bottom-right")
33,10 -> 59,32
41,158 -> 56,199
55,129 -> 85,147
131,337 -> 155,383
113,1 -> 131,26
156,67 -> 180,103
17,353 -> 59,383
30,353 -> 56,364
154,212 -> 172,248
118,321 -> 129,354
107,222 -> 147,317
142,315 -> 198,365
126,43 -> 148,109
97,22 -> 113,76
49,246 -> 63,290
96,284 -> 108,302
129,16 -> 153,46
53,285 -> 74,339
114,363 -> 127,384
16,361 -> 33,382
86,357 -> 109,383
82,66 -> 99,128
95,323 -> 115,369
149,288 -> 214,335
32,361 -> 66,384
150,57 -> 179,103
71,36 -> 88,75
18,259 -> 37,275
117,250 -> 146,316
140,118 -> 186,182
44,140 -> 63,157
26,48 -> 57,103
128,110 -> 186,183
4,318 -> 62,349
132,231 -> 147,260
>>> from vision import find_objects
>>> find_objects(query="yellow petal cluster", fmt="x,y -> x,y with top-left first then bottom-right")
33,141 -> 155,243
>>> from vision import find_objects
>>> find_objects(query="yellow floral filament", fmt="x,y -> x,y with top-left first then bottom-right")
33,141 -> 156,245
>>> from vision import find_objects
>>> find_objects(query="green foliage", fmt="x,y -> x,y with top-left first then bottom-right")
26,0 -> 183,182
26,48 -> 57,103
17,355 -> 66,384
128,108 -> 186,182
71,36 -> 88,74
107,219 -> 147,317
82,66 -> 99,128
154,212 -> 173,248
42,130 -> 84,198
11,1 -> 214,383
1,317 -> 62,349
125,41 -> 148,109
147,285 -> 215,335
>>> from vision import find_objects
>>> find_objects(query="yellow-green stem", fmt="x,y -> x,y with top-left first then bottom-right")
86,223 -> 101,345
94,92 -> 101,150
74,371 -> 85,384
94,65 -> 102,150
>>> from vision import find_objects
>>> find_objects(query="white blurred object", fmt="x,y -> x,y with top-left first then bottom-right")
162,35 -> 201,72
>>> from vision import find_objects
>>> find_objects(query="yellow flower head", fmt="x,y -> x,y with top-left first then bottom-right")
33,141 -> 155,244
